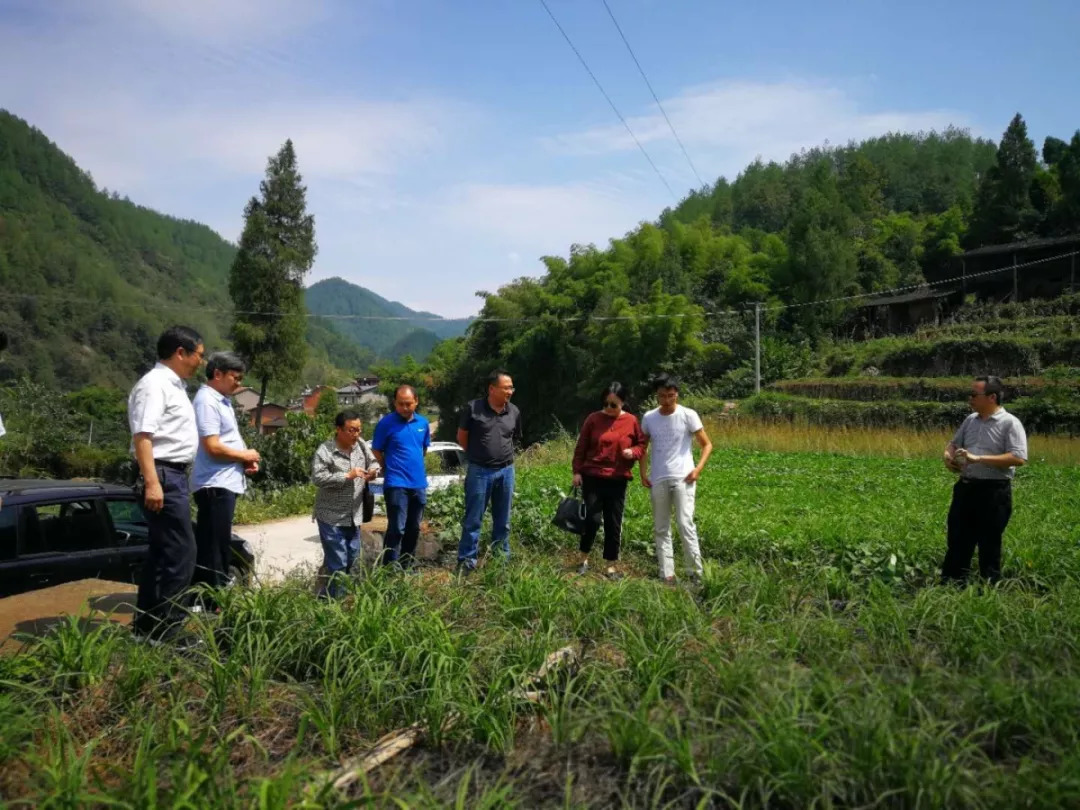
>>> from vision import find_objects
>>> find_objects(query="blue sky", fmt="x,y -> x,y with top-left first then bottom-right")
2,0 -> 1078,317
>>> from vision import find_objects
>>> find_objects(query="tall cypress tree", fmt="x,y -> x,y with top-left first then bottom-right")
969,114 -> 1041,246
1045,132 -> 1080,235
229,140 -> 317,429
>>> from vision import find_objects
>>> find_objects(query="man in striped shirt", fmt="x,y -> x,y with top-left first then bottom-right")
311,410 -> 379,598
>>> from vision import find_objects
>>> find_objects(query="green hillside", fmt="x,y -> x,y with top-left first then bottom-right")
384,327 -> 441,363
0,110 -> 451,388
0,110 -> 237,388
304,277 -> 472,358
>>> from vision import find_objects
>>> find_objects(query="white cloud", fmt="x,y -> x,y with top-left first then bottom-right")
171,99 -> 464,179
549,79 -> 972,182
440,182 -> 645,253
98,0 -> 330,45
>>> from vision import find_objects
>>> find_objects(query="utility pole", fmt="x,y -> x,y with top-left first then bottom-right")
754,302 -> 761,394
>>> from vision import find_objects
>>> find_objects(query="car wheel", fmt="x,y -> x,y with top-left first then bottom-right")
228,564 -> 252,588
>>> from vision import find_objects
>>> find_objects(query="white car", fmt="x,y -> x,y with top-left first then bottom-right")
368,441 -> 467,500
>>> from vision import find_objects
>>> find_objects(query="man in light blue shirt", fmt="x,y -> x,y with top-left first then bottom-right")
372,384 -> 431,569
191,352 -> 260,605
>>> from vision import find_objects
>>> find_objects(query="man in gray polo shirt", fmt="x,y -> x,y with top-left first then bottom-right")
941,375 -> 1028,584
455,369 -> 522,573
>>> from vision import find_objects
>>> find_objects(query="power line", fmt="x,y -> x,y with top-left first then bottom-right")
770,251 -> 1079,311
600,0 -> 705,188
536,0 -> 678,202
5,289 -> 743,322
10,251 -> 1076,324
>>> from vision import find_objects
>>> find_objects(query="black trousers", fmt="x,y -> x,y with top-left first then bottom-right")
942,479 -> 1013,584
135,464 -> 197,639
193,487 -> 238,600
579,475 -> 628,562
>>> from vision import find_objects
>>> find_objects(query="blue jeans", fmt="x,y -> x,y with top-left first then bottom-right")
457,464 -> 514,569
316,520 -> 360,598
383,486 -> 427,567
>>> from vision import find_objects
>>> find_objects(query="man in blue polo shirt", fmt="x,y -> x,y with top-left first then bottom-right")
372,384 -> 431,569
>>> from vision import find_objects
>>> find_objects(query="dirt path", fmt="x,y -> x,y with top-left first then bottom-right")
0,515 -> 445,650
0,579 -> 136,653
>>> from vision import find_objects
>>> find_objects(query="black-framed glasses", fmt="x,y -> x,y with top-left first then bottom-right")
603,401 -> 620,409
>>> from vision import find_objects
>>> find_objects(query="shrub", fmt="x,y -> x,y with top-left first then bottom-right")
249,412 -> 333,490
770,376 -> 1080,404
742,391 -> 1080,434
873,337 -> 1045,377
820,334 -> 1080,380
57,445 -> 132,481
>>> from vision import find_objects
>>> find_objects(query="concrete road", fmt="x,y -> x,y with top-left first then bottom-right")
236,513 -> 327,583
236,514 -> 442,583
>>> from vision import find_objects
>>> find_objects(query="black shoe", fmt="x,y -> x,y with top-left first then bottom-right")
455,562 -> 474,578
173,635 -> 206,654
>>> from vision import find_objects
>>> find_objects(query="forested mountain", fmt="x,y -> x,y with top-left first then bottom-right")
304,277 -> 471,357
410,117 -> 1080,443
0,110 -> 453,389
384,328 -> 442,363
0,110 -> 237,387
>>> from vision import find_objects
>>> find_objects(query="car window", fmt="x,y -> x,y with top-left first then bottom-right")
106,499 -> 145,527
106,498 -> 145,546
0,504 -> 15,561
20,500 -> 108,555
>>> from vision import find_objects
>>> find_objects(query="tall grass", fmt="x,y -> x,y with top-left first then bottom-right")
710,416 -> 1080,464
4,441 -> 1080,806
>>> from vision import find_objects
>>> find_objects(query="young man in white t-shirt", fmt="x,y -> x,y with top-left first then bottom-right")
640,374 -> 713,583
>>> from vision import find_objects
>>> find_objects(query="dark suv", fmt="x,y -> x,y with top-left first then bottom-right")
0,479 -> 255,598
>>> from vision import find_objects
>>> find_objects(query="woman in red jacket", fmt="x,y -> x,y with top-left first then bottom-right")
572,381 -> 647,578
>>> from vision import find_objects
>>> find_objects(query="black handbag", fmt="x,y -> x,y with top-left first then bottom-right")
362,486 -> 375,524
552,487 -> 588,535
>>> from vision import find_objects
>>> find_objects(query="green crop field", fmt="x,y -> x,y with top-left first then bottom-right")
3,431 -> 1080,808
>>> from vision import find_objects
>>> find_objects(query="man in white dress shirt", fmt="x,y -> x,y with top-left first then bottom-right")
127,326 -> 204,642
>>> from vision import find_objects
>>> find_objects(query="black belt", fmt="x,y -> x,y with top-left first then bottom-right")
958,477 -> 1010,486
156,460 -> 191,472
472,459 -> 513,469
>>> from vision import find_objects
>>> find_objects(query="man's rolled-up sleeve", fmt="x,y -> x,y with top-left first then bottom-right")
1006,420 -> 1028,461
129,383 -> 164,436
